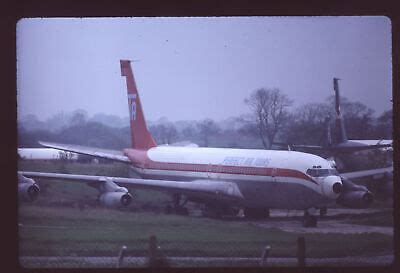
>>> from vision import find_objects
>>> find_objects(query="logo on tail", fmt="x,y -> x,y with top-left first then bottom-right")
128,94 -> 137,121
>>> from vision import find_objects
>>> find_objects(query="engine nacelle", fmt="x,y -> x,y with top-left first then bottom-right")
321,176 -> 342,199
99,192 -> 133,208
336,190 -> 374,208
18,180 -> 40,202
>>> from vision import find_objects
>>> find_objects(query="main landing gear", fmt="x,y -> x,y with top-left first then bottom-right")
164,193 -> 189,215
319,206 -> 327,217
243,208 -> 270,220
201,205 -> 240,219
303,210 -> 317,227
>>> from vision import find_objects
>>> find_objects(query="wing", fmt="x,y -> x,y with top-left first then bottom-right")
290,144 -> 324,151
39,141 -> 130,163
291,144 -> 392,153
333,143 -> 392,153
19,171 -> 245,203
273,142 -> 392,153
340,166 -> 393,180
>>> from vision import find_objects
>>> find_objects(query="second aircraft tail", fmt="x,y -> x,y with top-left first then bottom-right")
333,78 -> 348,144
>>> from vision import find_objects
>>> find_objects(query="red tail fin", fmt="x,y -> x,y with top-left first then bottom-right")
120,60 -> 157,150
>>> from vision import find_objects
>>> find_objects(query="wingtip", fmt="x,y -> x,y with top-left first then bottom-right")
38,141 -> 46,147
38,141 -> 58,148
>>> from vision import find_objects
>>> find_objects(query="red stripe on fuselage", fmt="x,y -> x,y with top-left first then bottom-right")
123,148 -> 318,185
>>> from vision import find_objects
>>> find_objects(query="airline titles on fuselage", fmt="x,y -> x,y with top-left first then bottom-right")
222,156 -> 270,167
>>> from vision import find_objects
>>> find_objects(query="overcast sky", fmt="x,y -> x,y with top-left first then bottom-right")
17,17 -> 392,122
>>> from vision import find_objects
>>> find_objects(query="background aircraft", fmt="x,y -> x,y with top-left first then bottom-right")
19,60 -> 387,227
18,148 -> 78,161
274,78 -> 393,197
279,78 -> 392,156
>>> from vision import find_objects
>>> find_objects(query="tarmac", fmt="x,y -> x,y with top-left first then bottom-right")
247,208 -> 393,236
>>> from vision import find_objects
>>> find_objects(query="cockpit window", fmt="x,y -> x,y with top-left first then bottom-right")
306,169 -> 318,177
306,168 -> 338,177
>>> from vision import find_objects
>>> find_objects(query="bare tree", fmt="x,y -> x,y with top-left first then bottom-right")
150,123 -> 178,144
326,96 -> 375,139
70,109 -> 88,126
165,123 -> 178,144
197,119 -> 220,147
181,124 -> 197,139
245,88 -> 292,149
374,110 -> 392,139
283,102 -> 332,146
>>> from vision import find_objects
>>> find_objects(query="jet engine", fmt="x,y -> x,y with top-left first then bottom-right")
336,177 -> 373,208
321,176 -> 342,199
18,174 -> 40,202
99,192 -> 133,208
336,190 -> 373,208
92,177 -> 134,208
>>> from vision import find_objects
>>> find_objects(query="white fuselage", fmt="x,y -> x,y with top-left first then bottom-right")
18,148 -> 78,161
127,146 -> 342,210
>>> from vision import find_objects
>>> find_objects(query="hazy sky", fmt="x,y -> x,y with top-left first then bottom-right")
17,17 -> 392,122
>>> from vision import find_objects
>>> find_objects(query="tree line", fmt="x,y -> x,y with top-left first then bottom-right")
18,89 -> 392,151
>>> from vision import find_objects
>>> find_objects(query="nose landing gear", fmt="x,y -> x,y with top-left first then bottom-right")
303,210 -> 317,227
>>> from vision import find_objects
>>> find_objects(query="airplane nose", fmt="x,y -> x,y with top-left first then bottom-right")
332,182 -> 342,194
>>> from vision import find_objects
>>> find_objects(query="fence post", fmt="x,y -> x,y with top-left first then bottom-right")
260,245 -> 271,266
116,245 -> 127,268
147,235 -> 169,267
297,237 -> 306,267
149,235 -> 157,261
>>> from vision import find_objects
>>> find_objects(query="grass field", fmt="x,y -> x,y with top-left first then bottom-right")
18,161 -> 171,209
19,204 -> 393,259
18,161 -> 394,267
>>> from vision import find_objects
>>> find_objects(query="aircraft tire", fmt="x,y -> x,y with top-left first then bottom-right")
244,208 -> 270,220
303,214 -> 317,227
164,205 -> 173,214
175,206 -> 189,216
202,205 -> 223,219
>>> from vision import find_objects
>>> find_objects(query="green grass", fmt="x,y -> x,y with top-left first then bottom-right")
18,161 -> 394,262
18,161 -> 171,208
19,204 -> 393,258
345,211 -> 394,227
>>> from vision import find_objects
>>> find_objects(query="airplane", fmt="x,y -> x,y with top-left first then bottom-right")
18,148 -> 78,161
18,173 -> 40,202
278,78 -> 392,156
273,78 -> 393,196
18,60 -> 388,227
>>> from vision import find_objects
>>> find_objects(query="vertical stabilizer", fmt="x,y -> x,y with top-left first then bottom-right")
333,78 -> 348,144
321,117 -> 333,148
120,60 -> 157,150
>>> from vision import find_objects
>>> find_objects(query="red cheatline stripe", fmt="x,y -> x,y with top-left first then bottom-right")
124,149 -> 318,185
144,162 -> 317,185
